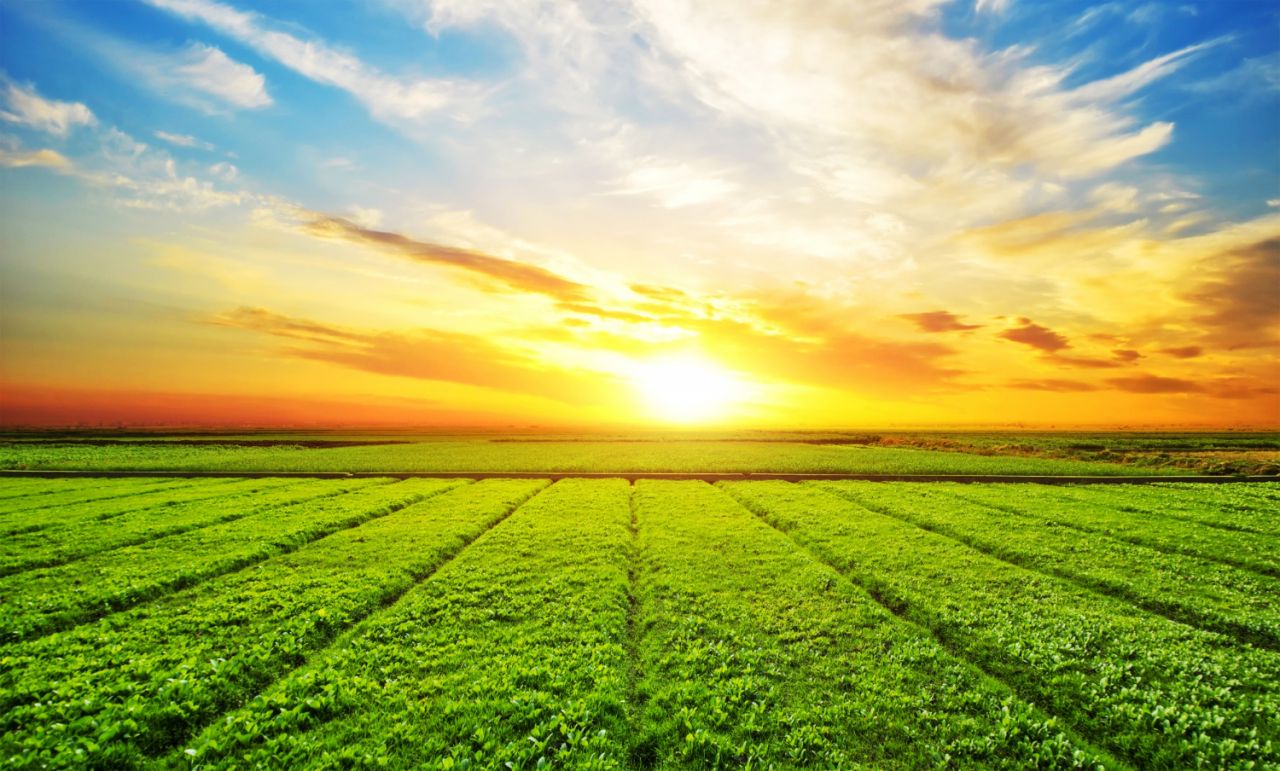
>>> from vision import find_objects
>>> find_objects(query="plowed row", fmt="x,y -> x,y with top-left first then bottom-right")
1,478 -> 1276,769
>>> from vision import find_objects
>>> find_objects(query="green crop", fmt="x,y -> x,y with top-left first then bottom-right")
947,483 -> 1280,578
632,480 -> 1110,769
0,478 -> 307,575
0,479 -> 457,641
0,474 -> 1274,769
723,481 -> 1280,768
176,478 -> 634,770
816,481 -> 1280,649
0,479 -> 552,769
0,440 -> 1172,476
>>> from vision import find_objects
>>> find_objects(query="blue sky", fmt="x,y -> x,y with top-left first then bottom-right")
1,0 -> 1277,427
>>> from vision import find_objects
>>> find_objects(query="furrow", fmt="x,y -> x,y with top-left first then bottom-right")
0,478 -> 310,577
0,478 -> 447,642
944,484 -> 1280,579
0,478 -> 245,536
168,478 -> 633,770
721,481 -> 1280,769
632,481 -> 1119,769
0,479 -> 556,767
816,482 -> 1280,650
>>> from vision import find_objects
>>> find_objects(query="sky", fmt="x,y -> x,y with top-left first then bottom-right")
0,0 -> 1277,428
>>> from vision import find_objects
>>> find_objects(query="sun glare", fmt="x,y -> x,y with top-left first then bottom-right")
629,354 -> 748,423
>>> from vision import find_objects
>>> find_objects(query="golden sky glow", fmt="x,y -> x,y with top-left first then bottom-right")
0,0 -> 1277,427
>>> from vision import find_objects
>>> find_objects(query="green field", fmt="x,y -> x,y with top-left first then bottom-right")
1,474 -> 1277,769
3,430 -> 1277,476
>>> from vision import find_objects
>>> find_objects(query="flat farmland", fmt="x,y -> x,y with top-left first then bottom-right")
0,438 -> 1187,475
1,475 -> 1277,769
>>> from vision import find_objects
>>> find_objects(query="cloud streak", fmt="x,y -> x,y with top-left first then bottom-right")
144,0 -> 460,122
301,214 -> 591,301
0,80 -> 95,136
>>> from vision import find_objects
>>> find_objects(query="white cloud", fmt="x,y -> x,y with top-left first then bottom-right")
170,42 -> 272,110
209,161 -> 238,181
0,81 -> 95,136
1071,39 -> 1224,103
154,130 -> 216,150
144,0 -> 460,123
615,162 -> 739,208
0,146 -> 74,171
975,0 -> 1012,13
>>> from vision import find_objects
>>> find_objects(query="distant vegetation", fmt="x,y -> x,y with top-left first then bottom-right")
1,430 -> 1274,475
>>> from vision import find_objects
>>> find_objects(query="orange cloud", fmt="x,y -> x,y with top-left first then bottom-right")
998,318 -> 1070,353
1159,345 -> 1203,358
304,214 -> 591,301
1183,238 -> 1280,349
209,307 -> 616,405
898,310 -> 982,333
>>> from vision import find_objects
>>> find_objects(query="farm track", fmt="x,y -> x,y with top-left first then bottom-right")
715,483 -> 1129,770
2,469 -> 1278,483
817,482 -> 1280,650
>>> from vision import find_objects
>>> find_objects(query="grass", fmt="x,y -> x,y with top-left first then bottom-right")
0,439 -> 1193,475
2,475 -> 1276,768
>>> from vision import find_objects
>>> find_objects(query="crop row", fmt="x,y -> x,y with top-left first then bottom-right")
1038,483 -> 1280,537
174,478 -> 635,770
818,482 -> 1280,649
0,478 -> 198,517
0,478 -> 108,502
0,479 -> 458,642
631,481 -> 1108,769
723,482 -> 1280,768
0,479 -> 230,535
0,478 -> 307,576
0,479 -> 552,769
945,484 -> 1280,577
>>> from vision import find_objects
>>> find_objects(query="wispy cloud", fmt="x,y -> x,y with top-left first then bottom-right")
299,213 -> 591,301
0,146 -> 74,172
0,80 -> 95,136
144,0 -> 461,122
165,42 -> 272,110
154,131 -> 215,150
1184,238 -> 1280,349
899,310 -> 982,333
209,307 -> 614,404
998,318 -> 1070,352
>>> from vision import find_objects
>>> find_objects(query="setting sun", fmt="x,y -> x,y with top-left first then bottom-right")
629,354 -> 749,423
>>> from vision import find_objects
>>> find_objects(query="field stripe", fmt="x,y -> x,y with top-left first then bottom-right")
723,481 -> 1280,769
943,484 -> 1280,578
0,479 -> 106,501
622,483 -> 646,767
630,481 -> 1120,769
0,478 -> 243,536
0,479 -> 458,642
1043,483 -> 1280,536
817,481 -> 1280,650
0,480 -> 557,768
0,478 -> 218,523
170,478 -> 633,770
0,478 -> 331,577
3,469 -> 1278,482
